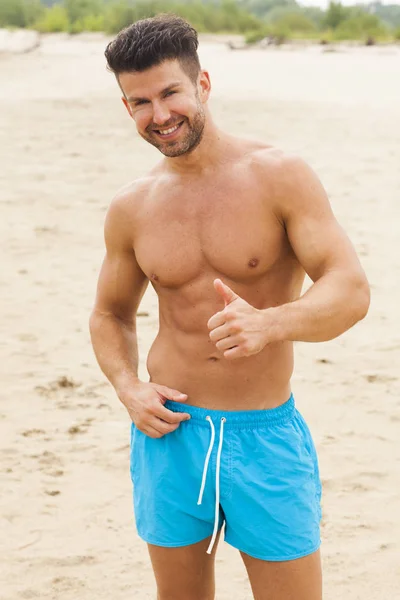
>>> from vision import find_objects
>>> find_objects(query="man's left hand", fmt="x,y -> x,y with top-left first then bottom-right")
207,279 -> 276,360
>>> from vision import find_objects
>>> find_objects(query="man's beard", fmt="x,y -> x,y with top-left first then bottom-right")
141,101 -> 206,158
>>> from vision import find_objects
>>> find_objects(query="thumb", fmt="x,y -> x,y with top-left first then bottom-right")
214,278 -> 239,307
157,386 -> 188,403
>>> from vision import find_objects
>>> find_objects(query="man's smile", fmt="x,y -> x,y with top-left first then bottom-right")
153,121 -> 184,140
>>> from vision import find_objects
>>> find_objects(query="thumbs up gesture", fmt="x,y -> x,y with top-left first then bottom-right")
207,279 -> 271,360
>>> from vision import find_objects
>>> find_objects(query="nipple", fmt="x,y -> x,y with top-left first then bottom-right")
248,258 -> 259,268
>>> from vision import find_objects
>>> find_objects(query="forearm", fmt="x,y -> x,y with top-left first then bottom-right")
89,311 -> 141,393
270,272 -> 370,343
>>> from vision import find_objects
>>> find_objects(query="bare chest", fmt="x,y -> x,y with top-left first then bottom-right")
134,178 -> 287,287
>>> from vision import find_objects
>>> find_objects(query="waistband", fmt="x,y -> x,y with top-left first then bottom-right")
164,394 -> 295,430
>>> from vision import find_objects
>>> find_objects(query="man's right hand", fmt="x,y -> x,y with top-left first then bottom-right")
118,381 -> 191,438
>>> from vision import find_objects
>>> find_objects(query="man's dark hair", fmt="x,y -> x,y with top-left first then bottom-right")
105,14 -> 201,84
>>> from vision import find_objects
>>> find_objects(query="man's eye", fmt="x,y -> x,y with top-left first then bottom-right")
165,91 -> 176,97
135,100 -> 148,106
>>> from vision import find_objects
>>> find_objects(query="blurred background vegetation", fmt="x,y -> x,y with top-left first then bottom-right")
0,0 -> 400,43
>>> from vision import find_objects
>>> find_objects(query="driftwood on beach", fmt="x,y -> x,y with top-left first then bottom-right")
228,36 -> 310,51
227,36 -> 388,52
0,29 -> 41,54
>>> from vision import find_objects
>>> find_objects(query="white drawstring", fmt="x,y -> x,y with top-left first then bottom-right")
197,416 -> 215,506
197,416 -> 226,555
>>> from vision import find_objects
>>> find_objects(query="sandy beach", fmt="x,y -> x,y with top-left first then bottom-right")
1,32 -> 400,599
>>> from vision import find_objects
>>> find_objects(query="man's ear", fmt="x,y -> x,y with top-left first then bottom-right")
198,70 -> 211,103
121,96 -> 134,119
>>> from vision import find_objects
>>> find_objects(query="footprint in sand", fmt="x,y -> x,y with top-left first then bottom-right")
67,418 -> 93,435
351,482 -> 373,492
18,333 -> 38,342
21,429 -> 46,438
31,450 -> 64,475
44,490 -> 60,496
358,470 -> 387,479
34,225 -> 58,234
67,425 -> 85,434
364,374 -> 398,383
321,434 -> 336,445
35,376 -> 82,400
379,543 -> 394,550
46,469 -> 64,477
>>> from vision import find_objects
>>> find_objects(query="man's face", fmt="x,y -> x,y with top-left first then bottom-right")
120,60 -> 209,158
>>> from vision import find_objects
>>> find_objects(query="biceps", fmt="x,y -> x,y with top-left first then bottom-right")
286,212 -> 362,282
94,251 -> 149,321
276,156 -> 364,282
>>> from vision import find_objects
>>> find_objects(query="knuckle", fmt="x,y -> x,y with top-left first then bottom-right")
161,421 -> 177,434
148,403 -> 160,415
242,344 -> 252,356
230,321 -> 241,334
163,411 -> 180,424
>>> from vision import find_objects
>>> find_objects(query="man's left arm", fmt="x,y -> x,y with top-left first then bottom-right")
270,155 -> 370,342
208,156 -> 370,358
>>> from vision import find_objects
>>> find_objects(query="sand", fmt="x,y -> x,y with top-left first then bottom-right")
1,33 -> 399,599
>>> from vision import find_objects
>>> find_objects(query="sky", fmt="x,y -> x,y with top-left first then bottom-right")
299,0 -> 400,6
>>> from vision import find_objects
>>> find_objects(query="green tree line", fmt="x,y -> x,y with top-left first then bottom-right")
0,0 -> 399,42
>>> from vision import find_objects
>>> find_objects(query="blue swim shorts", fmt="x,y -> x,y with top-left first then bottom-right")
130,394 -> 322,561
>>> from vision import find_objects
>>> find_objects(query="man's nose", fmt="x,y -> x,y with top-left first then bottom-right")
152,101 -> 171,127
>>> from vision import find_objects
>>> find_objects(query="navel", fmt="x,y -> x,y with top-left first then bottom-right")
248,258 -> 259,268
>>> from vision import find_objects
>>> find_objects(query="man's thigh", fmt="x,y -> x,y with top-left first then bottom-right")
241,549 -> 322,600
147,530 -> 222,600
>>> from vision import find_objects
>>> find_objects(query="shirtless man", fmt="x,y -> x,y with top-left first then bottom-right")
89,15 -> 370,600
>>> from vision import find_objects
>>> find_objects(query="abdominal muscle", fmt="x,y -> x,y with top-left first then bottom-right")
146,324 -> 294,411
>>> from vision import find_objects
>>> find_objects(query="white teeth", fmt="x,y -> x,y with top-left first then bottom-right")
158,124 -> 180,136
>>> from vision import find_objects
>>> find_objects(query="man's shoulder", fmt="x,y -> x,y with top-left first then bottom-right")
239,141 -> 322,216
110,174 -> 157,210
242,141 -> 307,178
244,143 -> 317,201
104,174 -> 159,240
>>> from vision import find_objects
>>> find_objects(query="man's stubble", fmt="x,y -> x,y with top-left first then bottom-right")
140,95 -> 206,158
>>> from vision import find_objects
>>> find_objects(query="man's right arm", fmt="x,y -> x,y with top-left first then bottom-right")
89,193 -> 147,394
89,191 -> 190,437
